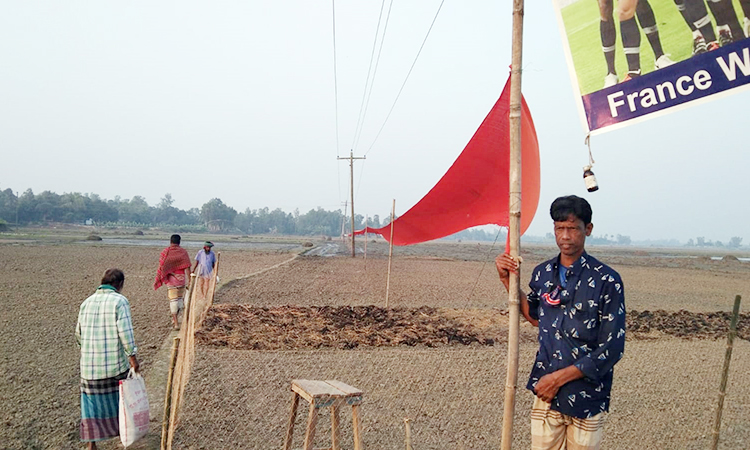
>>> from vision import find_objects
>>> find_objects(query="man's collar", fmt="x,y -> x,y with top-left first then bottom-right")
97,284 -> 117,292
554,251 -> 589,276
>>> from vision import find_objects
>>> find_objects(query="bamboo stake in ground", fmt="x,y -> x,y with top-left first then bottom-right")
208,252 -> 221,306
711,294 -> 742,450
385,199 -> 395,308
500,1 -> 525,449
160,337 -> 180,450
186,273 -> 198,334
404,417 -> 412,450
364,215 -> 368,269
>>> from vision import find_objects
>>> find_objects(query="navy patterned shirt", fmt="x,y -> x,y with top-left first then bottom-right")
526,251 -> 625,419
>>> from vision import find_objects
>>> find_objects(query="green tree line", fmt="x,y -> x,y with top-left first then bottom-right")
0,187 -> 384,236
0,186 -> 518,241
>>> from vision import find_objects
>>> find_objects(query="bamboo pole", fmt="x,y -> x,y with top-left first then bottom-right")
404,417 -> 412,450
364,215 -> 368,269
208,252 -> 221,307
500,1 -> 524,449
161,337 -> 180,450
183,273 -> 197,330
711,294 -> 742,450
385,199 -> 395,308
350,152 -> 356,258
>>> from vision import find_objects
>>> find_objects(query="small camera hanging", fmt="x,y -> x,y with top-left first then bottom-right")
583,134 -> 599,192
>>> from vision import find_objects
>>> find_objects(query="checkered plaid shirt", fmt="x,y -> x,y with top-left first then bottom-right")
76,285 -> 138,380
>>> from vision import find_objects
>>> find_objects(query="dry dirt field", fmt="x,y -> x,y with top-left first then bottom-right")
0,235 -> 299,450
1,236 -> 749,449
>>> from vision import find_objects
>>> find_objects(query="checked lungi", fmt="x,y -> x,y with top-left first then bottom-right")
80,371 -> 129,442
530,396 -> 605,450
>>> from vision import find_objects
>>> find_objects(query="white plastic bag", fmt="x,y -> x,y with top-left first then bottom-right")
119,368 -> 149,447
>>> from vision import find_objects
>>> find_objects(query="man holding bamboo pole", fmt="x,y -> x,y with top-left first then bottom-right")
496,195 -> 626,449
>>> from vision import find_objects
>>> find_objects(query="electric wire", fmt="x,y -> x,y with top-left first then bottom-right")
332,0 -> 343,203
354,158 -> 368,222
364,0 -> 446,156
352,0 -> 395,152
353,0 -> 394,220
350,0 -> 388,151
341,0 -> 507,430
355,0 -> 439,220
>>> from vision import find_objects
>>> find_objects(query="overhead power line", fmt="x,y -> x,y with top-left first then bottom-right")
365,0 -> 446,156
351,0 -> 388,151
332,0 -> 343,202
352,0 -> 395,152
332,0 -> 341,158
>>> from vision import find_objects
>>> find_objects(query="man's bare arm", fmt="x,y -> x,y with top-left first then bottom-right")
495,254 -> 538,326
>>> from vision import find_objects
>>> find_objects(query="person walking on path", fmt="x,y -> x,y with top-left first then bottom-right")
154,234 -> 192,329
495,195 -> 626,450
192,241 -> 216,298
76,268 -> 140,450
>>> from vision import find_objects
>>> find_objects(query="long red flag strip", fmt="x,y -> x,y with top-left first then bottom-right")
354,78 -> 540,245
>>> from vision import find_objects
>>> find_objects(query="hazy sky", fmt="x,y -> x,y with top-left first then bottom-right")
2,1 -> 748,243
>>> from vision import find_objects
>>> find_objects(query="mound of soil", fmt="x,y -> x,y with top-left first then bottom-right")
196,305 -> 750,351
196,305 -> 514,350
627,309 -> 749,340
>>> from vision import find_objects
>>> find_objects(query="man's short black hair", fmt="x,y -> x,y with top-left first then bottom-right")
550,195 -> 592,225
101,268 -> 125,289
170,234 -> 181,244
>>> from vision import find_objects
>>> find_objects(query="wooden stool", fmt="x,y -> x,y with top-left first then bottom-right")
283,379 -> 364,450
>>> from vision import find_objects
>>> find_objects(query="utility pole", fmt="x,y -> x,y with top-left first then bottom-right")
500,1 -> 525,449
337,150 -> 365,257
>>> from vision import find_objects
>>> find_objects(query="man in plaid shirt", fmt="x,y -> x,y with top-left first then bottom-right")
76,268 -> 139,449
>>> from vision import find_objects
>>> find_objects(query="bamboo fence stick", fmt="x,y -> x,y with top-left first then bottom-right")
500,1 -> 525,449
385,199 -> 395,308
711,294 -> 742,450
183,273 -> 197,330
160,337 -> 180,450
404,417 -> 412,450
208,252 -> 221,307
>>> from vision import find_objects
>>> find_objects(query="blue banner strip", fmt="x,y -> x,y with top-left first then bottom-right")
583,38 -> 750,131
